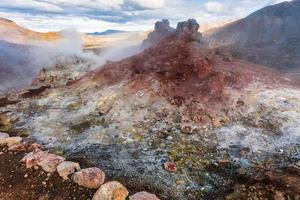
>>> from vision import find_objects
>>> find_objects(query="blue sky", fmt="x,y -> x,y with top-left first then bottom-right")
0,0 -> 291,32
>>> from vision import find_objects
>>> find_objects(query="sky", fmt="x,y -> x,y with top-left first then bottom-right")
0,0 -> 292,32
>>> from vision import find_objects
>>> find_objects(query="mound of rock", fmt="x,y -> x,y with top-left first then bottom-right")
78,19 -> 283,126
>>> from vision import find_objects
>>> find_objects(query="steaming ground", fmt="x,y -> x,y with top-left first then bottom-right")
0,30 -> 144,94
1,22 -> 300,199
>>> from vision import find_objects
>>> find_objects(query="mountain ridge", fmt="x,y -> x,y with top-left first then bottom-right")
204,0 -> 300,71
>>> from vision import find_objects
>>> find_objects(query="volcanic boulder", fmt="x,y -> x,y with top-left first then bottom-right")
176,19 -> 202,42
142,19 -> 175,48
143,19 -> 203,48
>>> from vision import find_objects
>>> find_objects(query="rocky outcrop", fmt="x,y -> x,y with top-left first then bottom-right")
143,19 -> 203,49
142,19 -> 175,48
20,85 -> 51,98
176,19 -> 202,42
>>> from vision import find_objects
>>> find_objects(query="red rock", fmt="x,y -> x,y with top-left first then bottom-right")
164,161 -> 177,173
21,151 -> 48,168
28,143 -> 43,151
21,151 -> 65,172
92,181 -> 129,200
37,153 -> 65,172
73,167 -> 105,189
8,142 -> 43,152
129,191 -> 160,200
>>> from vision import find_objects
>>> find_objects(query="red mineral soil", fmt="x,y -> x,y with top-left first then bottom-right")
73,19 -> 288,125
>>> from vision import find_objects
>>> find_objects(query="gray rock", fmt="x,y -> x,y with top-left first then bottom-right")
0,132 -> 9,139
142,19 -> 175,48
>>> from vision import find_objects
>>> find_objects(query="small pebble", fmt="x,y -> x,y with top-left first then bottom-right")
167,136 -> 173,141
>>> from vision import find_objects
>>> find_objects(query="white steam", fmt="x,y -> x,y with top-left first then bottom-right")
0,30 -> 145,94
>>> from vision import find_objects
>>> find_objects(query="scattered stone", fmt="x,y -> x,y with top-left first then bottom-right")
0,132 -> 9,139
21,151 -> 46,168
0,137 -> 22,147
37,153 -> 65,173
236,168 -> 247,175
92,181 -> 129,200
166,136 -> 173,141
129,191 -> 160,200
218,159 -> 231,166
57,161 -> 81,180
164,161 -> 177,173
181,126 -> 193,134
8,142 -> 43,152
236,100 -> 245,107
274,191 -> 285,200
29,143 -> 44,151
8,143 -> 27,152
22,151 -> 65,172
73,167 -> 105,189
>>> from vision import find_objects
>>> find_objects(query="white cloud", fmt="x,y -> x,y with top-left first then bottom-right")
0,0 -> 63,12
41,0 -> 124,11
0,0 -> 296,32
205,1 -> 224,13
127,0 -> 165,9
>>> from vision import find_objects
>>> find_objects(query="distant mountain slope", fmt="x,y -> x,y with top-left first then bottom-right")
0,17 -> 59,45
204,0 -> 300,71
87,29 -> 127,36
205,0 -> 300,46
